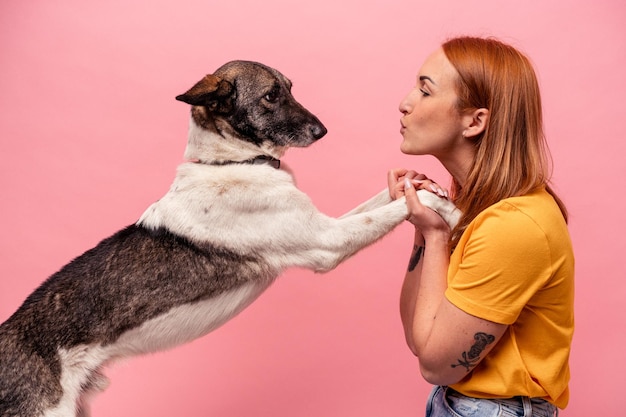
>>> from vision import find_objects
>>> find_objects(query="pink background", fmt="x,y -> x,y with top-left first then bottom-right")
1,1 -> 624,415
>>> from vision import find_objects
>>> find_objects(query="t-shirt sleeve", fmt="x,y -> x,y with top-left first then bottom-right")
445,202 -> 553,325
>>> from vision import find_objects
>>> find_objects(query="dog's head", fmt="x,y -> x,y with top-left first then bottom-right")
176,61 -> 327,159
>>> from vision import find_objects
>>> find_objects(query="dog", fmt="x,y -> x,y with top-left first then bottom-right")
0,60 -> 461,417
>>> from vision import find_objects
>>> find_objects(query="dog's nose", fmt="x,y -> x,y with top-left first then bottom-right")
311,124 -> 327,140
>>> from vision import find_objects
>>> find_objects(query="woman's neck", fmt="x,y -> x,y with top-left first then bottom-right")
438,152 -> 473,188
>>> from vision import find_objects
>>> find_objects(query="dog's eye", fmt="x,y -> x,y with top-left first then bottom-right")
264,90 -> 279,103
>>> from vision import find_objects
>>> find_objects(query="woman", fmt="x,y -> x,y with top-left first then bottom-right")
388,36 -> 574,416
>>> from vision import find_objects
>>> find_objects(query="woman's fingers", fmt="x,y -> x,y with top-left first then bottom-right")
403,179 -> 450,231
388,168 -> 422,199
408,178 -> 449,199
388,169 -> 408,199
388,169 -> 450,200
410,179 -> 448,199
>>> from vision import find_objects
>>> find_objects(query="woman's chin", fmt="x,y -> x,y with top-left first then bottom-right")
400,142 -> 421,155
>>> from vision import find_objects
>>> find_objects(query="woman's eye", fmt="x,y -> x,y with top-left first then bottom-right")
419,88 -> 430,97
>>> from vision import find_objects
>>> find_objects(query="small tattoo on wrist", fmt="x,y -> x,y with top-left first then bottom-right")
408,244 -> 424,272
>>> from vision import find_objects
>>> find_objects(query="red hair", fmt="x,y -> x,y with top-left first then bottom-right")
441,36 -> 568,246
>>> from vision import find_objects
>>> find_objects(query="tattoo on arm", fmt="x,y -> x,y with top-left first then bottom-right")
408,244 -> 424,272
451,332 -> 495,372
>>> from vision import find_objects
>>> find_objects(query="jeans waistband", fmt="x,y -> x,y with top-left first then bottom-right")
442,387 -> 558,417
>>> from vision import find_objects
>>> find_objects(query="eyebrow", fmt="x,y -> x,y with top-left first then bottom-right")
419,75 -> 436,85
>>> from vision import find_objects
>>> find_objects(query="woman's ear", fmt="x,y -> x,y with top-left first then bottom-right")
462,108 -> 489,138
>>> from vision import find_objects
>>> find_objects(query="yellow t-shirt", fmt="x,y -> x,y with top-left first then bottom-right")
445,187 -> 575,409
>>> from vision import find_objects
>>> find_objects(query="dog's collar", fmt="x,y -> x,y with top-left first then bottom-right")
200,155 -> 281,169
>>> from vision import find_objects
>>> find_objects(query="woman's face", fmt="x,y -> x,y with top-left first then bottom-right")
399,48 -> 465,158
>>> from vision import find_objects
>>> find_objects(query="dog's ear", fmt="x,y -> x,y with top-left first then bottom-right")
176,75 -> 234,114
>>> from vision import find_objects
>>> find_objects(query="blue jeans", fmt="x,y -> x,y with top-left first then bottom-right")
425,386 -> 558,417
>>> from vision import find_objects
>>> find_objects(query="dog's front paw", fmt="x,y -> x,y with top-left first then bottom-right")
416,190 -> 462,229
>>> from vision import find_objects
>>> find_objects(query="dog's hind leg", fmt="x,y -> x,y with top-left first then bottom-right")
76,402 -> 91,417
75,369 -> 109,417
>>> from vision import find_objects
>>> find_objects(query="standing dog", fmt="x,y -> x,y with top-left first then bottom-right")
0,61 -> 460,417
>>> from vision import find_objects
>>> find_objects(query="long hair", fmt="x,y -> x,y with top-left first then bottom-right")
441,36 -> 568,247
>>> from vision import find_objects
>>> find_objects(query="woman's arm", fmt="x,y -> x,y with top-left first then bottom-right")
396,175 -> 508,386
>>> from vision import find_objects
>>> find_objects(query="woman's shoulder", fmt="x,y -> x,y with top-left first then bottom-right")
468,187 -> 571,248
477,188 -> 564,225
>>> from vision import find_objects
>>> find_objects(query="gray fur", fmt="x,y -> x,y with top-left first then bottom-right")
0,61 -> 458,417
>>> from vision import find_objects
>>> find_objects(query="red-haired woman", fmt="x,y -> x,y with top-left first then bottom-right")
389,36 -> 574,416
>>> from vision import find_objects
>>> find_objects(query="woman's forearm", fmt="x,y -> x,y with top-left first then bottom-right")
400,228 -> 450,356
399,231 -> 424,354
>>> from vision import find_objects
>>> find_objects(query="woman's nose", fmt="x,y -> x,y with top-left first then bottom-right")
399,92 -> 412,114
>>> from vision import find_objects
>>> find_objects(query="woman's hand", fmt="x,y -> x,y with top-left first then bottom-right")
388,168 -> 415,200
404,178 -> 451,235
388,169 -> 451,235
388,168 -> 448,199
